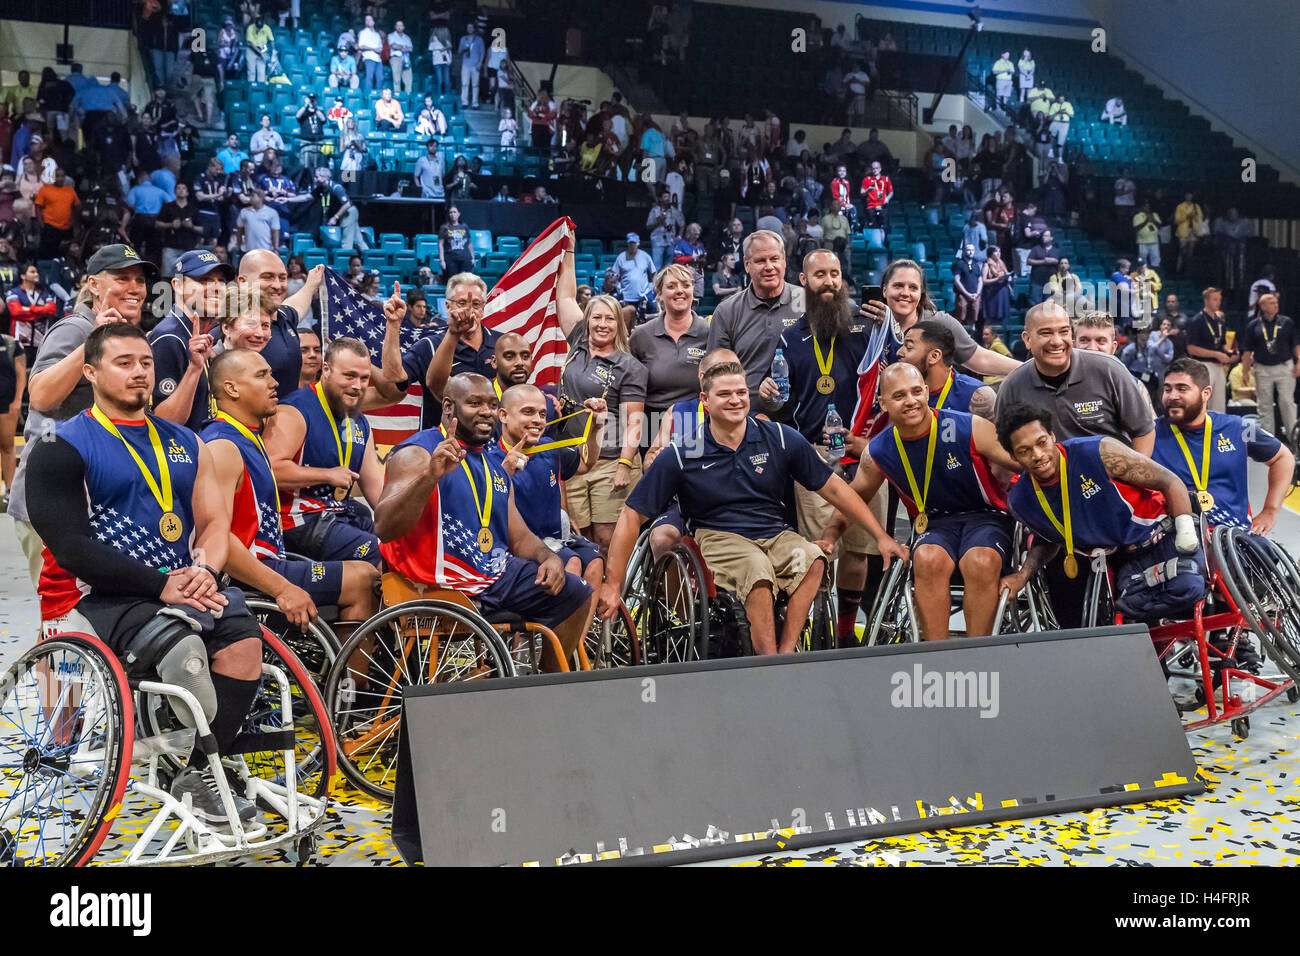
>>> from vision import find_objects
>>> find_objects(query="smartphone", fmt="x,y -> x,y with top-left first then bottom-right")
861,284 -> 885,306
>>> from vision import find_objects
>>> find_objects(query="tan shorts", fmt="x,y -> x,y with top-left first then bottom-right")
793,479 -> 882,557
565,455 -> 642,527
694,528 -> 825,603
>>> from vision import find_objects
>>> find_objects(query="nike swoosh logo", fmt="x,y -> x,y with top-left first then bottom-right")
702,461 -> 720,469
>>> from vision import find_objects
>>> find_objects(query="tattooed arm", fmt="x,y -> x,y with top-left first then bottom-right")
1098,436 -> 1192,517
999,537 -> 1059,600
968,384 -> 997,421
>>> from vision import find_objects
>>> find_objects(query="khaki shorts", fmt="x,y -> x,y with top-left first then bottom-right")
14,518 -> 45,591
793,479 -> 882,557
694,528 -> 825,603
565,455 -> 642,527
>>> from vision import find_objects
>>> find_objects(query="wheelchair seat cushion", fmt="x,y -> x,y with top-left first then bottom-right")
1112,532 -> 1206,623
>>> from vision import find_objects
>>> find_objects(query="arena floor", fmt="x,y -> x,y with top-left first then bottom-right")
3,467 -> 1299,867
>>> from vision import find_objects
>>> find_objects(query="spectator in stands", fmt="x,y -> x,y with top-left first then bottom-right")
285,255 -> 307,296
33,167 -> 77,258
1046,258 -> 1082,311
216,17 -> 242,90
646,188 -> 684,272
1133,200 -> 1162,269
820,200 -> 852,275
613,233 -> 656,325
237,189 -> 280,253
1017,49 -> 1035,103
296,93 -> 327,169
438,205 -> 474,280
123,168 -> 167,257
1157,313 -> 1187,361
415,95 -> 448,137
1121,320 -> 1171,405
1157,293 -> 1186,330
327,96 -> 352,130
246,12 -> 274,83
527,85 -> 557,152
374,88 -> 406,132
1214,207 -> 1251,292
37,68 -> 73,137
329,45 -> 360,89
458,22 -> 485,108
356,270 -> 381,300
673,223 -> 707,298
157,182 -> 204,276
962,211 -> 988,264
413,139 -> 444,199
531,185 -> 556,204
951,242 -> 983,333
713,252 -> 742,299
310,165 -> 366,250
388,20 -> 414,94
980,245 -> 1011,327
344,254 -> 365,287
1048,95 -> 1073,148
1027,82 -> 1053,130
6,261 -> 56,365
1101,96 -> 1127,126
339,117 -> 368,176
445,155 -> 475,200
428,23 -> 453,96
217,132 -> 249,174
1249,265 -> 1277,319
1173,192 -> 1204,276
3,72 -> 35,120
194,157 -> 227,241
1240,292 -> 1298,440
1026,227 -> 1061,301
717,216 -> 746,267
991,51 -> 1015,109
1131,258 -> 1162,323
357,14 -> 385,94
249,114 -> 284,166
860,160 -> 893,241
1113,167 -> 1136,220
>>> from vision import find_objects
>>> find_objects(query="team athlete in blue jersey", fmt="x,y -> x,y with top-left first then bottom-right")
895,320 -> 997,420
1154,357 -> 1294,535
996,403 -> 1205,623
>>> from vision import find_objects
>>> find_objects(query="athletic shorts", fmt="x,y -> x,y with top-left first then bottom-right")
554,534 -> 602,574
262,556 -> 344,607
912,511 -> 1013,569
1112,531 -> 1206,624
76,587 -> 261,668
477,555 -> 592,628
693,528 -> 825,603
284,502 -> 381,567
650,503 -> 686,534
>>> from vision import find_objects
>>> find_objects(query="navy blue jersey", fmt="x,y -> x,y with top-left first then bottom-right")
930,370 -> 985,415
867,409 -> 1007,520
263,305 -> 303,398
667,396 -> 706,454
280,384 -> 371,529
400,323 -> 501,430
380,429 -> 512,593
148,309 -> 215,432
1152,413 -> 1283,530
777,316 -> 871,455
627,416 -> 832,538
201,415 -> 285,560
1007,435 -> 1166,553
486,437 -> 580,540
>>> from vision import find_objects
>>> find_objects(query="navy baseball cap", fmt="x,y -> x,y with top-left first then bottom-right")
174,249 -> 235,280
626,232 -> 640,243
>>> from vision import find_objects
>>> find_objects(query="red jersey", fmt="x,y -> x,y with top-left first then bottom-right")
861,174 -> 893,209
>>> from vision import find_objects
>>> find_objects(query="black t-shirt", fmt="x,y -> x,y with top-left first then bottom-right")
132,129 -> 161,171
93,124 -> 131,170
1240,315 -> 1298,366
1028,243 -> 1061,288
440,224 -> 471,256
159,200 -> 198,251
1187,310 -> 1229,357
298,106 -> 326,141
40,78 -> 74,112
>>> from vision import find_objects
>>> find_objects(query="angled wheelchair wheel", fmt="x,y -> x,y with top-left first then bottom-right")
1080,560 -> 1115,629
863,559 -> 917,646
0,633 -> 133,867
621,530 -> 653,608
585,602 -> 642,668
639,547 -> 709,664
324,601 -> 514,802
792,586 -> 837,653
1216,526 -> 1300,683
245,597 -> 341,689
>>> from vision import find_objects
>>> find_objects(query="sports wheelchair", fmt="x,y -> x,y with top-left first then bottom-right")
322,571 -> 590,802
633,534 -> 836,663
862,523 -> 1056,645
1074,521 -> 1300,739
0,616 -> 334,867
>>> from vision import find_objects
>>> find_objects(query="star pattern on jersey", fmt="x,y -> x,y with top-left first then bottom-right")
444,515 -> 508,576
90,503 -> 189,571
258,498 -> 287,557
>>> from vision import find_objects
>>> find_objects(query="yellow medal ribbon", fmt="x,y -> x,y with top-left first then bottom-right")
697,399 -> 705,430
1031,444 -> 1077,576
892,410 -> 938,531
933,372 -> 954,409
521,405 -> 594,453
215,411 -> 281,513
440,424 -> 496,550
1261,320 -> 1278,352
812,336 -> 836,394
89,406 -> 180,540
493,378 -> 503,399
313,381 -> 354,470
1171,414 -> 1214,510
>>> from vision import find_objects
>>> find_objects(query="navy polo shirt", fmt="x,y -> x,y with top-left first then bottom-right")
263,305 -> 303,398
147,308 -> 216,432
487,439 -> 581,539
400,322 -> 502,429
777,315 -> 870,452
627,416 -> 833,538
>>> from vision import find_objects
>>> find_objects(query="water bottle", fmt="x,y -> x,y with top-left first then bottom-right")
826,404 -> 845,453
771,349 -> 790,406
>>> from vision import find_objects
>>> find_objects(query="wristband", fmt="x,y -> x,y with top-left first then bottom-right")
617,457 -> 633,467
200,564 -> 222,582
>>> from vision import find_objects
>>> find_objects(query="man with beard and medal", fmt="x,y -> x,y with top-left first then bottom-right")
776,249 -> 882,646
996,403 -> 1206,625
895,320 -> 997,420
376,373 -> 595,670
1153,357 -> 1293,535
821,364 -> 1020,641
264,337 -> 385,566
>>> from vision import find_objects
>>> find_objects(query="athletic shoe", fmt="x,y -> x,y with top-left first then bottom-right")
170,767 -> 257,824
1167,676 -> 1201,710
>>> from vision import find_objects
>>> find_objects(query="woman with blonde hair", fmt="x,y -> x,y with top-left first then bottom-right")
629,261 -> 710,419
560,292 -> 648,554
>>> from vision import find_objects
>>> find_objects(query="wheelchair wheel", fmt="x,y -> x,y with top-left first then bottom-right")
245,597 -> 341,689
1215,526 -> 1300,684
639,546 -> 709,663
1081,560 -> 1115,629
621,530 -> 653,607
0,634 -> 133,867
794,586 -> 837,653
863,559 -> 917,646
585,602 -> 642,668
324,601 -> 514,802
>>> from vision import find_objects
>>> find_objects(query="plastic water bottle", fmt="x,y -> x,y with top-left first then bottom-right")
771,349 -> 790,406
826,404 -> 845,453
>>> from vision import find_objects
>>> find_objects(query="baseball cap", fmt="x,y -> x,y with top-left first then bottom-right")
174,249 -> 236,280
85,244 -> 156,277
626,232 -> 640,243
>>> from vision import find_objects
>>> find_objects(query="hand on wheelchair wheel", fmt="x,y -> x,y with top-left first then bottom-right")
274,582 -> 318,629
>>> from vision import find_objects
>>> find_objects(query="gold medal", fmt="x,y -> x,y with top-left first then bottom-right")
914,513 -> 929,534
812,337 -> 837,396
1063,554 -> 1079,579
444,423 -> 500,556
477,527 -> 494,552
892,411 -> 938,540
1197,490 -> 1215,511
816,374 -> 836,394
1171,415 -> 1215,520
334,484 -> 350,501
159,511 -> 183,542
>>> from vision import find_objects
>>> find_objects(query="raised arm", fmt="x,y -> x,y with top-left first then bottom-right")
555,242 -> 583,338
963,345 -> 1021,376
281,263 -> 325,318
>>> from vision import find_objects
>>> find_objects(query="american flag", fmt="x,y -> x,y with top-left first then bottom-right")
849,310 -> 904,439
318,217 -> 575,448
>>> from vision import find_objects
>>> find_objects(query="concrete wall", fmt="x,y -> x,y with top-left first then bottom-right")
703,0 -> 1097,38
514,61 -> 616,108
0,22 -> 150,110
